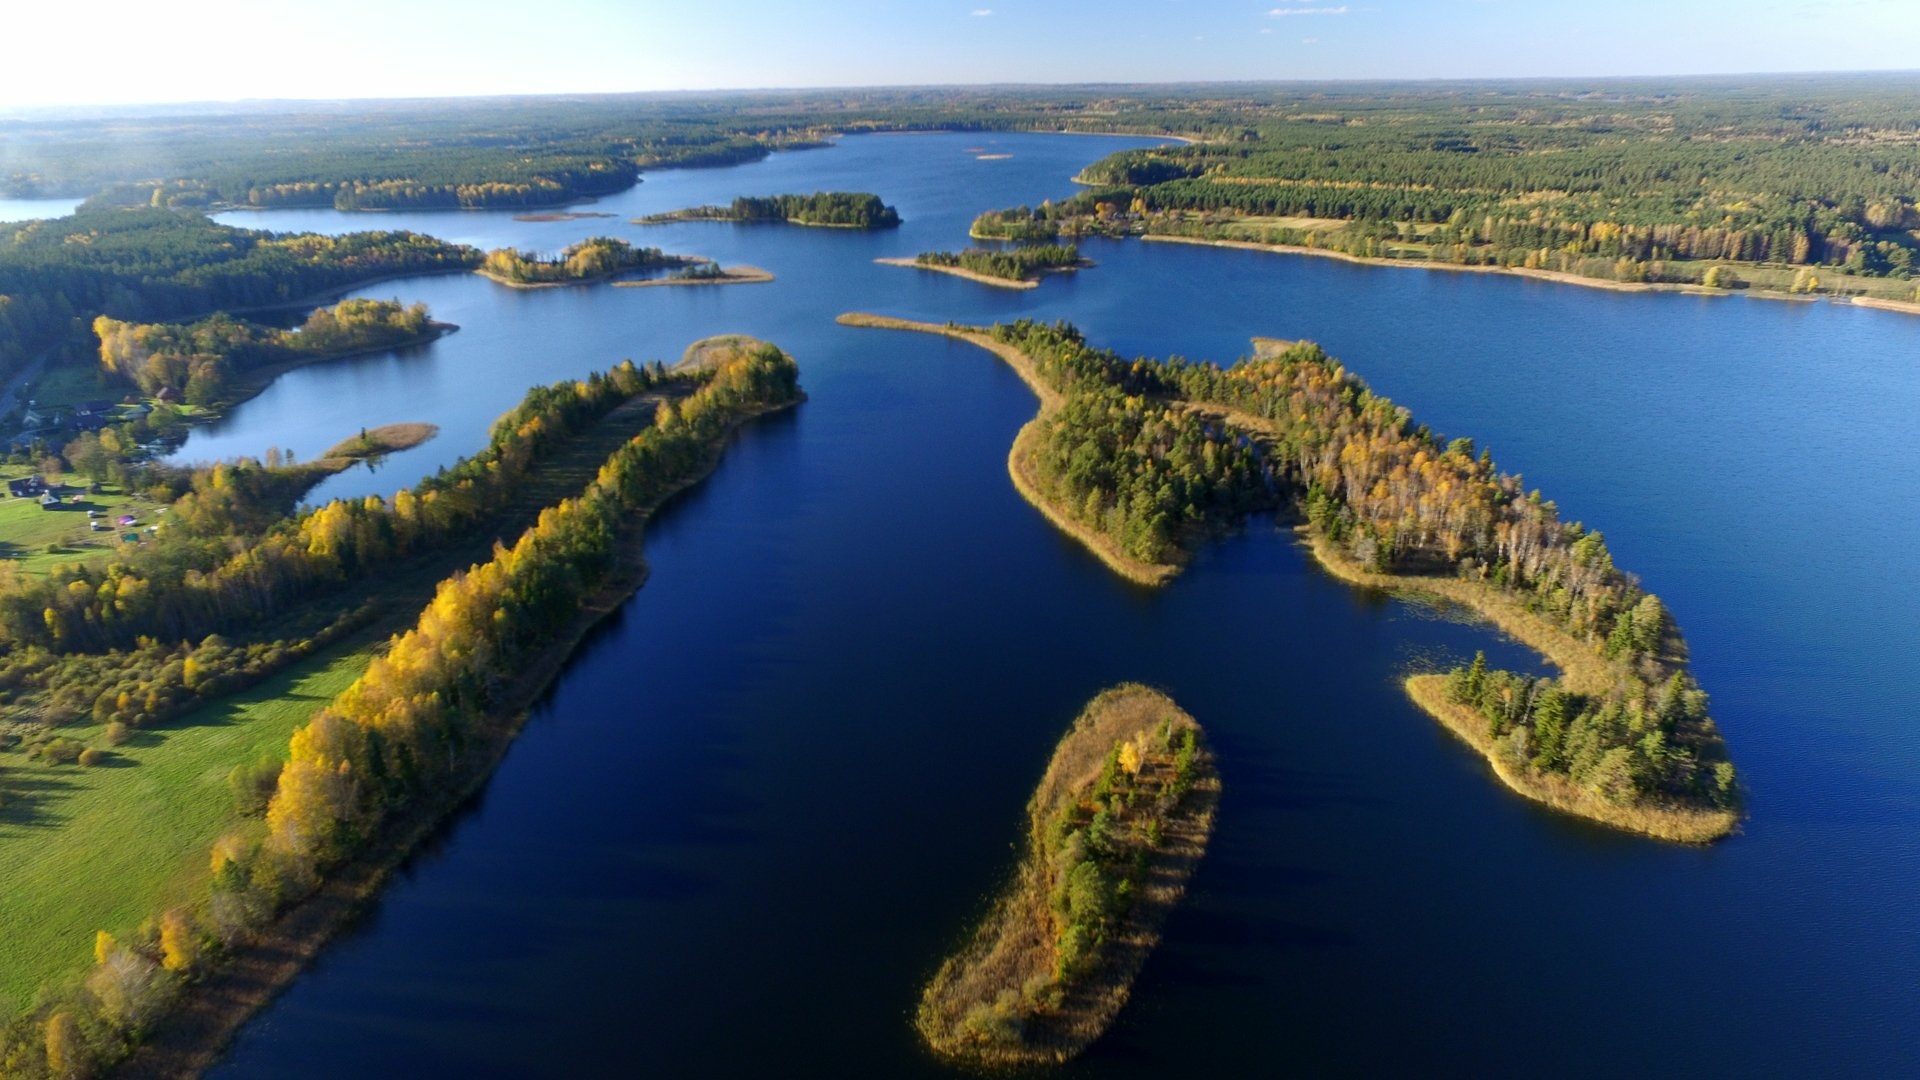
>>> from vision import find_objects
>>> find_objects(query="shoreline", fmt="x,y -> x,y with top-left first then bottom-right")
873,256 -> 1088,291
114,368 -> 802,1078
916,685 -> 1218,1066
1405,675 -> 1737,843
612,265 -> 774,288
873,257 -> 1036,290
317,421 -> 438,462
475,257 -> 699,290
1849,294 -> 1920,315
634,210 -> 874,229
1140,234 -> 1918,312
221,322 -> 455,411
1301,528 -> 1735,841
836,314 -> 1173,586
842,319 -> 1734,842
222,269 -> 475,318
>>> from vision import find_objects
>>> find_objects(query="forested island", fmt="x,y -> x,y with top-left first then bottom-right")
94,299 -> 445,407
917,684 -> 1217,1066
0,339 -> 803,1077
878,244 -> 1085,289
842,314 -> 1738,842
636,191 -> 899,228
476,237 -> 693,287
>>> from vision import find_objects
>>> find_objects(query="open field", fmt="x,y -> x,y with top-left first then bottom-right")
0,643 -> 377,1016
0,469 -> 158,575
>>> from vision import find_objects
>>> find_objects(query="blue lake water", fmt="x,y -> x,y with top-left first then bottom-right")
201,132 -> 1919,1077
0,197 -> 83,224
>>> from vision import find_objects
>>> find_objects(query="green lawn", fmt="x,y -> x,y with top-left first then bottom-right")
0,643 -> 376,1018
22,362 -> 116,411
0,468 -> 157,575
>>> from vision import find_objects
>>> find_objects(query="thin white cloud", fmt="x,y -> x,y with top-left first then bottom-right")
971,7 -> 993,15
1268,5 -> 1348,15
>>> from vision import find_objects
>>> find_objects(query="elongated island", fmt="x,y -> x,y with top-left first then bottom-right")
917,684 -> 1217,1066
841,313 -> 1739,843
877,244 -> 1087,289
636,191 -> 900,228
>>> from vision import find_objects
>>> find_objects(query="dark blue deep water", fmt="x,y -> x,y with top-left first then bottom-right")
200,133 -> 1919,1077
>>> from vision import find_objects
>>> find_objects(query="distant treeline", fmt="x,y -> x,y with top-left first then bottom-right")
916,244 -> 1081,282
0,210 -> 477,386
642,191 -> 900,228
478,237 -> 681,285
94,299 -> 435,405
986,318 -> 1736,817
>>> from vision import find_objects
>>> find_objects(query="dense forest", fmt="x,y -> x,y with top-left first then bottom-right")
477,237 -> 683,286
0,343 -> 802,1079
918,685 -> 1216,1065
0,210 -> 477,386
916,244 -> 1083,283
989,80 -> 1920,288
0,360 -> 685,734
639,191 -> 900,228
972,318 -> 1736,823
93,299 -> 436,405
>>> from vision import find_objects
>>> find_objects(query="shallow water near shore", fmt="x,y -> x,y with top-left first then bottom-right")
196,132 -> 1920,1076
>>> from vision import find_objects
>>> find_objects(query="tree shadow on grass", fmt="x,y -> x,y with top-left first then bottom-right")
0,770 -> 83,832
162,689 -> 331,731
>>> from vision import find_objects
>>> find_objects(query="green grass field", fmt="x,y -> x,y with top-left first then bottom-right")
21,362 -> 116,411
0,468 -> 156,575
0,643 -> 375,1018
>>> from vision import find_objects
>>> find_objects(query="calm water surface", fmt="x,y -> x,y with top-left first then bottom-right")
0,197 -> 83,223
201,133 -> 1918,1077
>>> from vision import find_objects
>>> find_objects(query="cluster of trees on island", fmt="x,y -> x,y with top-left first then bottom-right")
0,210 -> 478,386
918,685 -> 1216,1065
0,343 -> 803,1078
93,299 -> 436,405
915,244 -> 1082,283
478,238 -> 683,286
641,191 -> 900,228
975,319 -> 1736,822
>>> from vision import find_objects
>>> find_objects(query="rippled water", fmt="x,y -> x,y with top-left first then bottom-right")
195,132 -> 1919,1077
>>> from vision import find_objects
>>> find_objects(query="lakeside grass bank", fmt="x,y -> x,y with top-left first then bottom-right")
917,684 -> 1217,1066
317,422 -> 438,462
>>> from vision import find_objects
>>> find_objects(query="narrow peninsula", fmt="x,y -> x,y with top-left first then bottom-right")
612,262 -> 774,288
840,313 -> 1739,843
636,191 -> 900,228
917,684 -> 1217,1066
18,341 -> 805,1079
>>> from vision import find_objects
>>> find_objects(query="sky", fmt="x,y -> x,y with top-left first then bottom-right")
4,0 -> 1917,109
